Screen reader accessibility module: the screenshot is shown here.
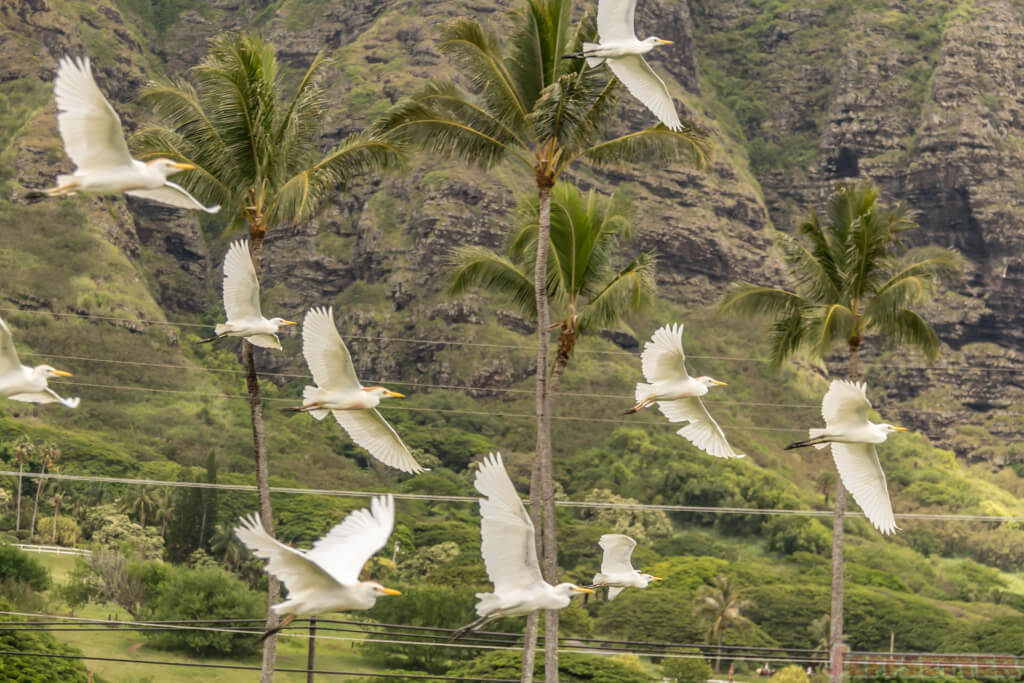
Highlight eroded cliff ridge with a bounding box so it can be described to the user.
[1,0,1020,462]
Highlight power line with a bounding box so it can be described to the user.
[49,379,811,433]
[4,306,1022,372]
[4,470,1023,522]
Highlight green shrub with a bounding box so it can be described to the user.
[0,543,50,591]
[764,516,831,555]
[772,664,809,683]
[663,648,713,683]
[145,565,263,656]
[449,650,650,682]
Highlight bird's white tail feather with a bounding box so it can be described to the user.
[214,323,231,336]
[56,174,75,188]
[607,586,625,601]
[634,382,652,403]
[809,427,829,450]
[582,43,605,68]
[474,592,501,618]
[302,385,330,420]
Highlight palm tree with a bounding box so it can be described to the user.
[816,471,837,505]
[119,486,158,527]
[12,436,33,534]
[29,444,59,541]
[377,4,705,677]
[49,488,64,544]
[210,522,247,570]
[152,489,174,539]
[694,576,752,673]
[135,33,401,681]
[451,183,655,394]
[720,181,961,683]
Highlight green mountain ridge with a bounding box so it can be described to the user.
[0,0,1023,678]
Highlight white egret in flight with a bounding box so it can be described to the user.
[288,306,424,474]
[29,57,220,213]
[198,239,297,350]
[235,494,401,640]
[590,534,661,600]
[786,379,903,535]
[564,0,682,130]
[624,323,743,459]
[0,318,79,408]
[451,453,593,640]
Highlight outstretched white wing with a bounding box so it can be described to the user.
[222,239,262,322]
[607,55,682,131]
[475,453,544,593]
[599,534,637,575]
[235,513,339,595]
[54,56,132,171]
[830,443,897,535]
[598,0,638,42]
[306,494,396,584]
[126,183,220,213]
[822,379,871,428]
[0,318,23,377]
[303,307,360,391]
[333,409,425,474]
[658,397,744,458]
[640,323,689,384]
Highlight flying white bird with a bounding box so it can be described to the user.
[0,318,79,409]
[235,494,401,640]
[590,534,662,600]
[624,323,743,459]
[564,0,682,130]
[785,379,904,535]
[288,306,424,474]
[198,239,297,350]
[451,453,593,640]
[28,57,220,213]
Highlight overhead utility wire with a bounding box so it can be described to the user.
[4,306,1021,372]
[5,471,1023,522]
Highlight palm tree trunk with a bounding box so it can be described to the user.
[534,177,560,683]
[829,342,859,683]
[715,629,722,673]
[15,460,23,533]
[30,463,46,540]
[245,233,281,683]
[51,499,60,544]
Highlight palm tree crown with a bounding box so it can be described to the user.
[721,182,962,375]
[451,182,655,368]
[135,32,402,236]
[694,575,753,672]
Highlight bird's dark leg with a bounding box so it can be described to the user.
[195,333,227,344]
[279,402,322,415]
[260,613,295,641]
[449,613,497,642]
[784,437,830,450]
[622,397,653,415]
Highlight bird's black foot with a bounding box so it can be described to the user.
[784,438,824,450]
[260,614,295,641]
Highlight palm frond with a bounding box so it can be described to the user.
[768,309,813,370]
[719,284,806,318]
[448,246,537,320]
[577,252,657,334]
[577,124,708,169]
[439,19,530,134]
[528,71,604,156]
[809,303,855,360]
[268,134,402,225]
[782,235,842,304]
[873,309,941,362]
[131,126,233,211]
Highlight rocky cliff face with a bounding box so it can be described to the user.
[1,0,1020,461]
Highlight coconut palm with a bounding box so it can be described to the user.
[49,488,64,544]
[12,436,33,534]
[377,4,704,677]
[451,182,655,394]
[210,521,247,570]
[694,576,752,673]
[119,486,158,528]
[720,181,961,683]
[134,33,400,680]
[29,444,59,541]
[816,471,837,505]
[152,489,173,539]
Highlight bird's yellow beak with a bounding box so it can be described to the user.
[387,391,406,398]
[659,39,674,45]
[650,576,664,582]
[712,380,728,386]
[282,320,298,326]
[892,426,907,432]
[52,370,73,378]
[571,586,595,594]
[378,587,401,596]
[171,162,196,171]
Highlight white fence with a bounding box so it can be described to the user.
[13,543,91,557]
